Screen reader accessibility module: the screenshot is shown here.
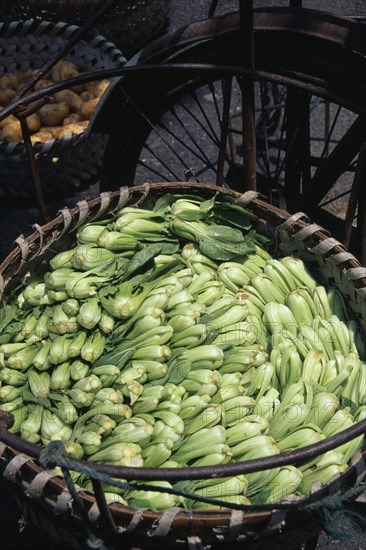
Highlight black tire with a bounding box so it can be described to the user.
[94,7,366,254]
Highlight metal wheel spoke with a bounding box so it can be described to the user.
[273,94,288,184]
[122,87,193,175]
[257,81,274,183]
[166,108,219,171]
[301,115,366,209]
[275,119,301,187]
[320,103,342,160]
[136,159,176,181]
[191,89,222,145]
[209,82,224,130]
[318,188,351,208]
[176,99,219,148]
[216,77,233,185]
[141,143,184,180]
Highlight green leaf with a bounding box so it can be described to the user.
[205,224,245,243]
[204,327,221,345]
[175,211,204,222]
[159,242,180,255]
[122,244,162,279]
[0,321,23,345]
[92,347,135,369]
[98,284,119,299]
[199,196,216,215]
[22,389,50,408]
[198,238,254,261]
[144,259,182,284]
[49,393,67,403]
[198,239,232,261]
[155,193,202,212]
[153,194,176,213]
[167,360,192,385]
[0,305,23,344]
[215,197,257,218]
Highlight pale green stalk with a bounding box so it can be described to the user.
[28,370,50,399]
[98,312,115,334]
[67,331,88,358]
[279,256,317,290]
[0,385,25,402]
[225,415,269,446]
[20,405,43,441]
[0,368,27,386]
[269,402,310,440]
[77,297,101,330]
[41,410,72,442]
[252,387,281,421]
[277,425,325,452]
[50,362,72,390]
[126,481,184,511]
[22,282,47,307]
[299,462,347,494]
[263,259,298,293]
[81,332,106,363]
[89,442,143,467]
[7,345,40,370]
[251,466,302,504]
[70,360,90,381]
[49,335,72,364]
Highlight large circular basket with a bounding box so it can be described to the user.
[0,19,126,198]
[0,182,365,550]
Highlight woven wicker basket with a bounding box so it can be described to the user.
[0,0,170,56]
[0,19,126,198]
[0,182,365,550]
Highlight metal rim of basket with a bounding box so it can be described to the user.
[0,18,126,154]
[0,182,366,543]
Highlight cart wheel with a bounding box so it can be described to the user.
[93,8,366,260]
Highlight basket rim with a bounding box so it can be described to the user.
[0,182,366,538]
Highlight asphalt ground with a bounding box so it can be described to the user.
[1,2,366,549]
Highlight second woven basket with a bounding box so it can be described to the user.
[0,19,126,198]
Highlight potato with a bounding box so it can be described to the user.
[0,113,40,141]
[79,97,99,120]
[51,60,78,82]
[80,90,95,102]
[0,114,17,129]
[35,126,64,139]
[0,74,20,89]
[63,113,81,125]
[33,79,53,91]
[0,122,23,142]
[51,60,83,93]
[38,102,70,126]
[61,121,88,136]
[54,89,83,112]
[26,113,41,133]
[96,79,110,97]
[0,87,16,106]
[30,130,54,143]
[32,120,87,139]
[83,81,98,98]
[18,70,34,83]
